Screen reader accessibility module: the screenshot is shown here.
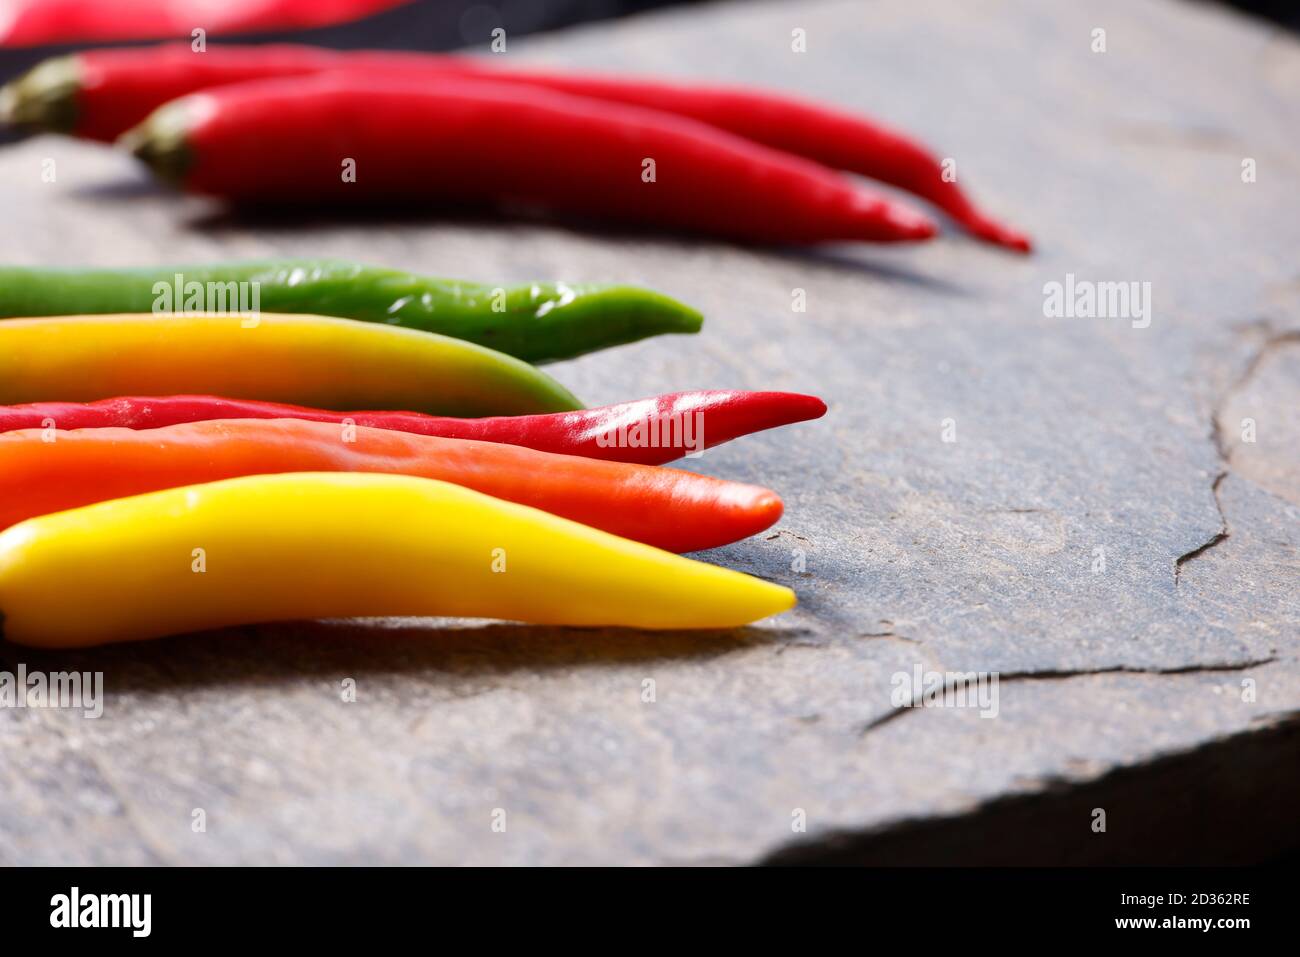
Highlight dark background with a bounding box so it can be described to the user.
[1,0,1294,83]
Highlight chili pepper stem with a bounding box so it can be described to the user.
[962,213,1032,254]
[0,56,80,133]
[119,99,196,184]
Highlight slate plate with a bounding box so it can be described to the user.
[0,0,1296,864]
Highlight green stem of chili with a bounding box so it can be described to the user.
[0,260,703,363]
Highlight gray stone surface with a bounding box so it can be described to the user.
[0,0,1297,864]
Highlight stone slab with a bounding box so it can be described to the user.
[0,0,1297,864]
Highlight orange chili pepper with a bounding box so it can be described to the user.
[0,418,784,553]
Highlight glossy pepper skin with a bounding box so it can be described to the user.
[0,313,581,417]
[0,1,409,48]
[0,261,703,363]
[124,76,937,245]
[0,419,784,553]
[464,65,1031,252]
[0,44,1024,249]
[0,391,827,465]
[0,472,797,648]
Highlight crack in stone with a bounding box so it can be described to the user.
[858,631,921,644]
[1174,470,1229,585]
[1175,328,1299,587]
[845,330,1295,738]
[859,657,1277,736]
[1210,327,1300,463]
[992,657,1275,682]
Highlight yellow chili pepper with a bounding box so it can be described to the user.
[0,472,796,648]
[0,313,581,416]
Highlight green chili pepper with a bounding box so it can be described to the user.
[0,260,703,363]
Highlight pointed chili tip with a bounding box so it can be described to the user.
[854,194,936,242]
[758,391,827,425]
[963,214,1033,254]
[1002,231,1033,254]
[755,490,785,528]
[718,488,786,552]
[908,216,940,241]
[677,303,706,333]
[712,390,828,443]
[713,485,786,548]
[882,205,939,241]
[767,584,799,618]
[794,393,829,420]
[585,286,704,338]
[648,293,704,333]
[980,227,1033,254]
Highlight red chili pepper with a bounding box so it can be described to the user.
[124,75,936,245]
[0,418,783,553]
[394,56,1031,252]
[473,66,1032,253]
[2,44,1026,249]
[0,1,410,48]
[0,391,828,465]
